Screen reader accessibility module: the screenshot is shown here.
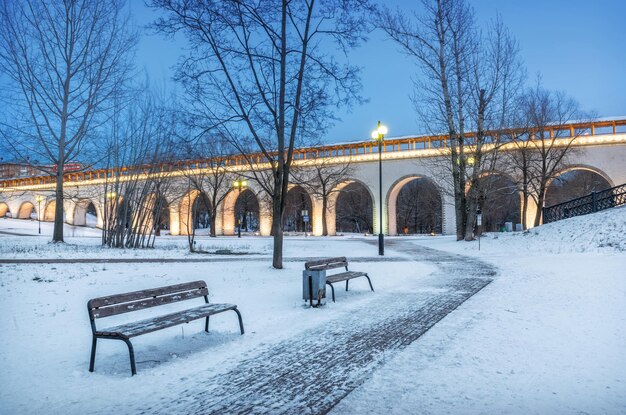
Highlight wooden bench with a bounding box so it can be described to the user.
[87,280,244,375]
[304,257,374,302]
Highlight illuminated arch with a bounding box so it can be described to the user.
[43,200,57,221]
[16,201,36,219]
[546,165,613,207]
[468,171,521,232]
[387,174,443,235]
[331,179,375,235]
[71,199,101,227]
[547,164,614,189]
[283,185,313,233]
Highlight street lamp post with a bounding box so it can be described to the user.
[36,195,44,234]
[371,121,388,256]
[232,178,248,238]
[476,206,482,251]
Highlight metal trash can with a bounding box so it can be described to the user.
[303,269,326,307]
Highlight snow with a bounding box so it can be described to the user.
[331,253,625,415]
[0,208,625,414]
[0,217,381,259]
[332,209,626,414]
[425,205,626,255]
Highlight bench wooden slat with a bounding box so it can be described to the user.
[305,256,347,270]
[325,271,367,284]
[88,280,207,309]
[96,303,238,338]
[91,288,209,319]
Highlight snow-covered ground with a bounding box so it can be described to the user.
[333,208,626,414]
[0,208,625,414]
[0,217,381,259]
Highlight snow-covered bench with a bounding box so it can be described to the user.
[304,257,374,302]
[87,280,244,375]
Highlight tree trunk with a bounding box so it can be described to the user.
[453,178,464,240]
[322,195,328,236]
[53,170,65,243]
[272,193,284,269]
[521,193,528,230]
[534,188,546,227]
[209,213,217,237]
[521,165,529,229]
[464,196,477,241]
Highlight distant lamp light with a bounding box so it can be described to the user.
[371,123,388,141]
[232,179,248,190]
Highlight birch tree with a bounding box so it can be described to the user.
[516,81,585,227]
[380,0,523,240]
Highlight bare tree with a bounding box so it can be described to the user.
[380,0,523,241]
[514,80,587,226]
[151,0,371,268]
[179,136,235,252]
[0,0,136,243]
[102,91,177,249]
[291,150,354,236]
[501,125,537,229]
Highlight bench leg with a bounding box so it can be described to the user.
[365,274,374,292]
[233,308,245,335]
[205,316,210,333]
[89,336,97,372]
[346,280,349,291]
[326,282,336,302]
[121,338,137,376]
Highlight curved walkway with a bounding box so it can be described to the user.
[131,240,495,415]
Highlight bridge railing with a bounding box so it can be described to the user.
[2,118,626,189]
[542,183,626,224]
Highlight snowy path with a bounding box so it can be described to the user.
[135,241,495,415]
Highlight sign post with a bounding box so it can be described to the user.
[302,210,309,236]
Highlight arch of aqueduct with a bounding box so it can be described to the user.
[1,118,625,236]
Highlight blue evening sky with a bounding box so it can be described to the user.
[132,0,626,143]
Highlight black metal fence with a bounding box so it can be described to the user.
[543,183,626,224]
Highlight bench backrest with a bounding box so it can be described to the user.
[88,280,208,320]
[305,257,348,271]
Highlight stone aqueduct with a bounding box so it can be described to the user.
[1,119,625,236]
